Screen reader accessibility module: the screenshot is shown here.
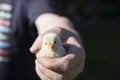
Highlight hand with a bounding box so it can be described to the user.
[30,27,85,80]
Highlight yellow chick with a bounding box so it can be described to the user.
[36,33,66,58]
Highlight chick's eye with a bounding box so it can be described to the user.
[54,41,56,44]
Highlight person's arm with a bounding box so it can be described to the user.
[30,13,85,80]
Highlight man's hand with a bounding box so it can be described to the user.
[30,27,85,80]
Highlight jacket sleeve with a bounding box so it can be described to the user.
[27,0,58,25]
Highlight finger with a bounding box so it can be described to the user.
[58,49,85,72]
[37,57,64,72]
[64,36,85,64]
[66,36,82,48]
[61,53,82,72]
[68,45,85,60]
[35,60,49,80]
[37,59,63,80]
[30,36,42,54]
[37,53,82,72]
[65,60,85,80]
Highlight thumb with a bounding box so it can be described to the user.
[30,36,42,54]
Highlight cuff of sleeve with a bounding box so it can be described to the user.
[29,10,56,26]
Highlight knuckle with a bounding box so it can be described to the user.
[45,59,54,68]
[63,58,70,71]
[45,63,52,68]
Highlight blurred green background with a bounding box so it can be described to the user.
[59,0,120,80]
[73,27,120,80]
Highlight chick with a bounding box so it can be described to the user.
[36,33,66,58]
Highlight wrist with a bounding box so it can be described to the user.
[35,13,76,35]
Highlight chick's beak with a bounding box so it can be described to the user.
[49,43,54,51]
